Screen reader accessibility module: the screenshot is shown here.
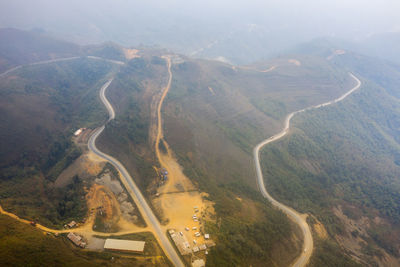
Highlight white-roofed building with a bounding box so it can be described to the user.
[104,239,145,253]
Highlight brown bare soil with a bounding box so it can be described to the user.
[312,218,328,240]
[54,152,105,187]
[87,184,119,230]
[333,205,400,266]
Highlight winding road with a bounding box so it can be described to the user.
[0,56,124,79]
[254,73,361,267]
[0,55,184,266]
[0,53,363,266]
[88,78,184,267]
[0,57,80,78]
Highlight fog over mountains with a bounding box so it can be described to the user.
[1,0,400,63]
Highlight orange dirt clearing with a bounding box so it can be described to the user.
[313,220,328,239]
[123,48,140,60]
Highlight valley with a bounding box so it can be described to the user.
[1,26,400,267]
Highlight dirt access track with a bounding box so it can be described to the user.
[152,56,214,251]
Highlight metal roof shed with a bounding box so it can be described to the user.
[104,239,145,253]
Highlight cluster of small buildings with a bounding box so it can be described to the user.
[168,227,215,257]
[67,232,86,248]
[169,229,192,255]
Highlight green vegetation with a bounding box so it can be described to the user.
[205,201,297,266]
[161,56,359,265]
[85,43,126,62]
[97,55,167,191]
[310,238,361,267]
[0,57,117,227]
[3,30,400,265]
[260,78,400,263]
[95,55,315,265]
[50,175,88,223]
[251,97,287,120]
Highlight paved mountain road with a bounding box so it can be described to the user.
[88,79,184,267]
[254,73,361,267]
[0,56,124,78]
[0,57,80,78]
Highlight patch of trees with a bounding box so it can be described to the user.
[310,239,361,267]
[48,175,87,222]
[206,201,293,266]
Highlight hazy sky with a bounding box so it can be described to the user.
[1,0,399,49]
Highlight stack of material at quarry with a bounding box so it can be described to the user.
[104,238,145,253]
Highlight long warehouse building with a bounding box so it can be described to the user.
[104,239,145,253]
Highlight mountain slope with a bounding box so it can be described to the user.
[0,28,81,72]
[260,52,400,266]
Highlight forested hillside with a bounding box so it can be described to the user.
[0,55,117,226]
[260,53,400,266]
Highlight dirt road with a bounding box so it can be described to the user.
[254,73,361,267]
[152,56,212,257]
